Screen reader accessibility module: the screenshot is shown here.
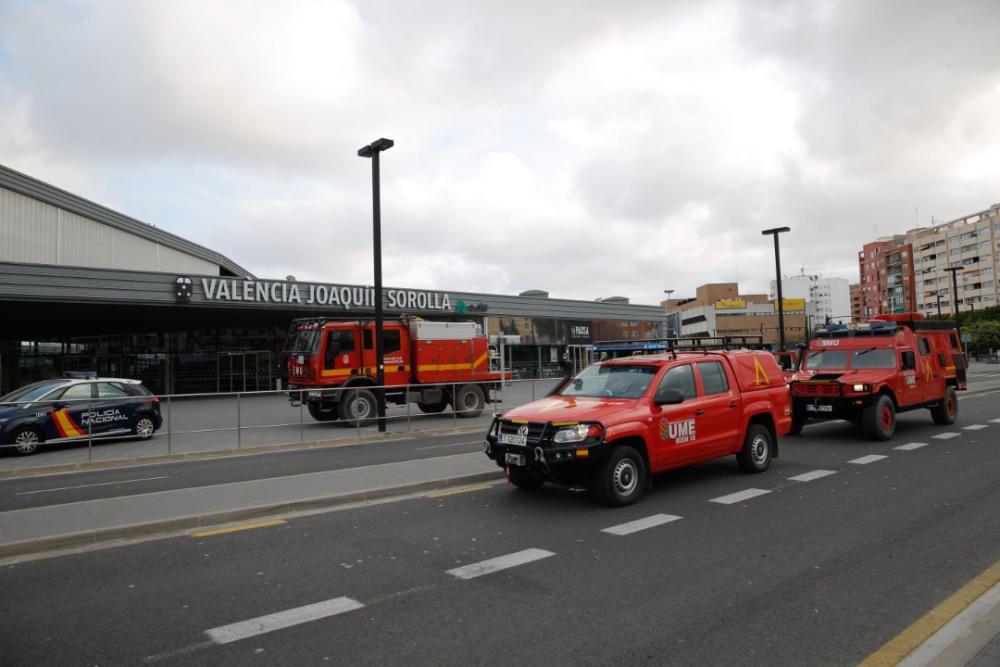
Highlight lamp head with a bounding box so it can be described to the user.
[358,138,395,158]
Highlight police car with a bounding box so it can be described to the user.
[0,375,162,455]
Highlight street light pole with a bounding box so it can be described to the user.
[358,137,394,433]
[935,290,942,317]
[944,266,961,331]
[762,227,791,351]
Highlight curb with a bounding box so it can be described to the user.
[0,423,491,480]
[0,469,505,560]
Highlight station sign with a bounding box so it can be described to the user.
[191,277,455,311]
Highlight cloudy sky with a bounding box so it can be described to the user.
[1,0,998,305]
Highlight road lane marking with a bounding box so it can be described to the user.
[416,440,482,450]
[858,558,1000,667]
[849,455,888,465]
[787,470,837,482]
[991,418,1000,423]
[446,548,555,579]
[962,424,989,431]
[932,432,961,440]
[205,596,364,644]
[426,483,495,498]
[709,488,771,505]
[15,476,169,495]
[191,519,286,537]
[602,514,682,536]
[895,442,929,451]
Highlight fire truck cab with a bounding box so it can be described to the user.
[789,313,967,440]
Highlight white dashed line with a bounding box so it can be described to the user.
[932,432,961,440]
[848,455,888,465]
[895,442,929,451]
[709,488,771,505]
[962,424,989,431]
[991,418,1000,424]
[205,597,364,644]
[788,470,838,482]
[446,548,555,580]
[602,514,683,536]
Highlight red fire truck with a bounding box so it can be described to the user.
[285,318,509,425]
[789,313,967,440]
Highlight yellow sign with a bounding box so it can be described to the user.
[777,298,805,311]
[715,299,747,310]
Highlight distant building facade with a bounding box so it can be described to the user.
[769,273,851,324]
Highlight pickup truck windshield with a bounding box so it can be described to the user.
[560,364,657,399]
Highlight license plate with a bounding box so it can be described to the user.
[505,453,526,466]
[806,404,833,413]
[499,432,528,447]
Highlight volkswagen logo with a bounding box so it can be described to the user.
[517,425,529,438]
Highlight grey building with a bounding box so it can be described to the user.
[0,164,665,394]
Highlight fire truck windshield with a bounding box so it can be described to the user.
[285,328,321,354]
[560,364,657,399]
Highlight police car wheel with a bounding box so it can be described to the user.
[592,446,645,507]
[737,424,772,473]
[12,428,42,456]
[133,416,156,440]
[930,386,958,425]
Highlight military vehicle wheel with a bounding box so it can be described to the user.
[930,386,958,425]
[863,394,896,441]
[591,446,645,507]
[308,404,339,422]
[455,385,485,418]
[737,423,772,473]
[338,389,377,427]
[12,427,43,456]
[509,467,545,490]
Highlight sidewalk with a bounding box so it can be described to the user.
[0,451,502,560]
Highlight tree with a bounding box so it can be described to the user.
[968,320,1000,356]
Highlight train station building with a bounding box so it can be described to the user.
[0,164,666,395]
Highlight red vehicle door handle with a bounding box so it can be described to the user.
[729,401,738,408]
[695,409,705,416]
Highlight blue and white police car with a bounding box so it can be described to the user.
[0,375,162,455]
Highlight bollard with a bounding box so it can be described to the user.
[405,384,411,430]
[299,400,304,443]
[453,383,457,426]
[87,396,93,462]
[167,394,172,455]
[236,392,242,449]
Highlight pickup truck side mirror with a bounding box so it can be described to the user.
[654,387,685,406]
[572,379,583,390]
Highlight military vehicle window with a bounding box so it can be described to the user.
[917,337,931,355]
[805,350,848,369]
[900,350,916,371]
[60,384,94,401]
[383,329,401,355]
[658,364,696,400]
[696,361,729,396]
[851,348,897,369]
[949,333,959,348]
[96,382,130,398]
[560,364,657,399]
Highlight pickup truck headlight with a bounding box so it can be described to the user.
[553,423,601,444]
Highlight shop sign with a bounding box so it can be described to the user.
[715,299,747,310]
[196,277,453,311]
[565,321,593,342]
[777,298,806,311]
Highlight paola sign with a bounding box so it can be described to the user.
[199,278,453,311]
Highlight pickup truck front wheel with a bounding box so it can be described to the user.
[592,446,646,507]
[737,424,772,473]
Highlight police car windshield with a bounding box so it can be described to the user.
[805,350,848,369]
[0,380,69,403]
[560,364,657,399]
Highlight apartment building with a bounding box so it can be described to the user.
[857,235,914,316]
[849,283,863,320]
[769,273,851,324]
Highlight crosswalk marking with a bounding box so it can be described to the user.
[602,514,683,536]
[932,432,961,440]
[206,597,364,644]
[788,470,837,482]
[709,488,771,505]
[849,455,888,465]
[446,548,555,580]
[895,442,929,451]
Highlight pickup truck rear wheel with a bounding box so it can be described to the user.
[591,446,646,507]
[455,385,485,418]
[862,395,895,441]
[308,404,339,422]
[930,386,958,425]
[509,466,545,490]
[737,424,772,473]
[338,389,377,427]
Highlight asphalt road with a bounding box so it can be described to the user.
[2,390,999,665]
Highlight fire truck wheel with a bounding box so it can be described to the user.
[417,400,447,414]
[863,394,896,441]
[591,446,646,506]
[308,404,339,422]
[788,412,805,436]
[930,386,958,425]
[509,466,545,490]
[455,385,485,418]
[737,423,772,473]
[338,389,377,427]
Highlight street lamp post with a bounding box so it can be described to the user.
[358,137,394,433]
[944,266,961,331]
[761,227,791,351]
[935,290,942,317]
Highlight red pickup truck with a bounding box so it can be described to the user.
[485,349,791,506]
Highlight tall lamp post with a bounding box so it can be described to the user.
[944,266,961,331]
[358,137,394,432]
[762,226,791,351]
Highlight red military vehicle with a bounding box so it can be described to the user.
[286,318,508,425]
[789,313,966,440]
[484,348,791,506]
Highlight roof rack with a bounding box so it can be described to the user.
[591,335,766,358]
